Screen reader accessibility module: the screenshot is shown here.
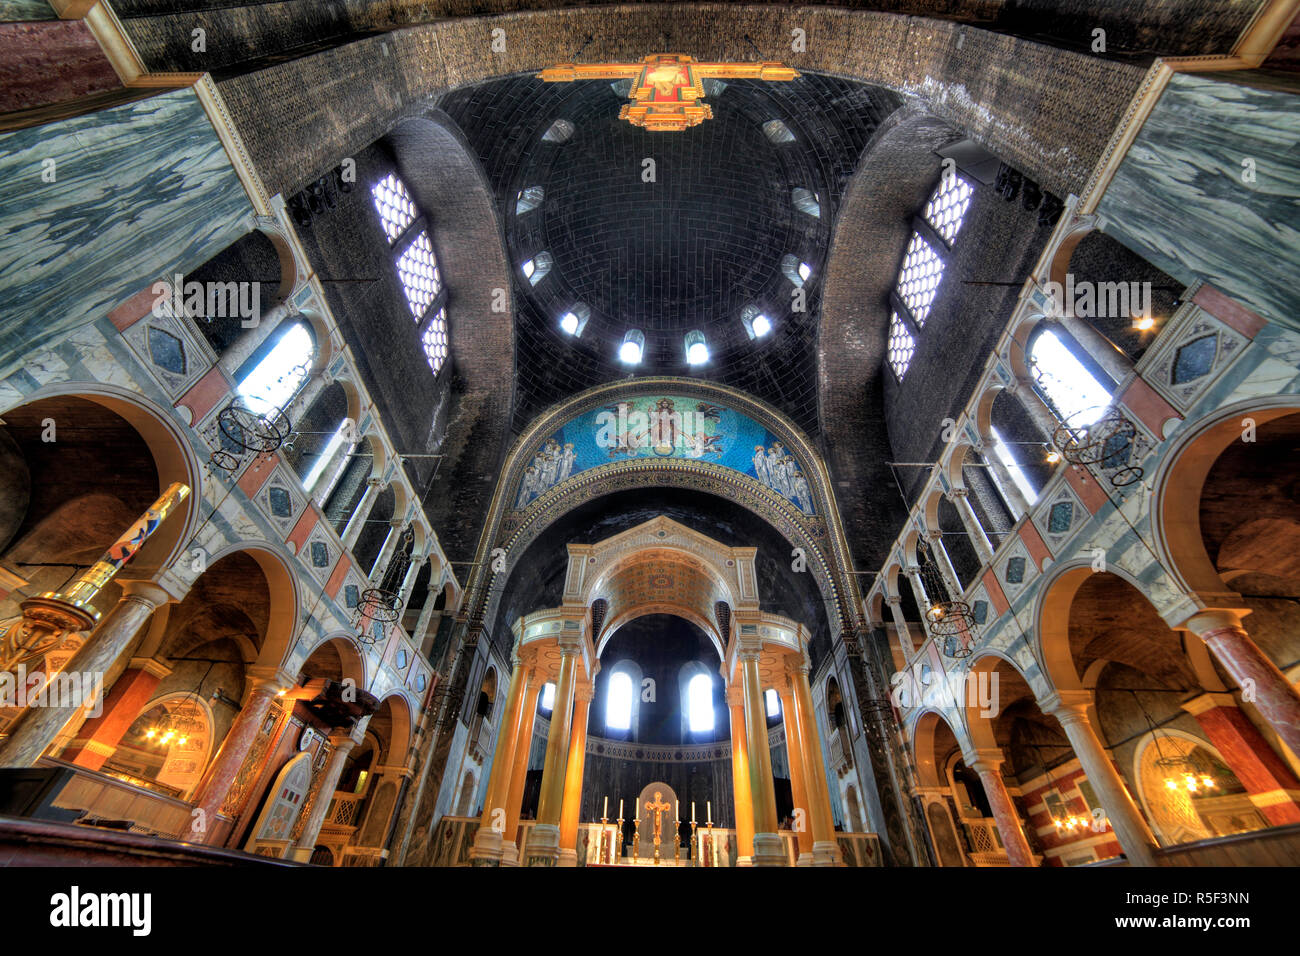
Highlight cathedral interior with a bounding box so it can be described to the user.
[1,0,1299,881]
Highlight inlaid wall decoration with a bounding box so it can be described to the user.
[303,527,337,585]
[1033,483,1085,552]
[511,394,817,515]
[118,308,214,401]
[255,466,308,535]
[997,538,1037,603]
[1138,300,1249,414]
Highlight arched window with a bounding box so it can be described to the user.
[989,424,1039,505]
[303,419,356,497]
[236,321,313,415]
[539,681,556,714]
[606,671,633,731]
[1028,325,1112,425]
[687,673,714,733]
[764,687,781,718]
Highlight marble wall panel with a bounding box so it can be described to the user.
[1099,72,1300,331]
[0,87,253,378]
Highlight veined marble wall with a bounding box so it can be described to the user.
[0,1,54,20]
[0,87,253,378]
[1099,72,1300,331]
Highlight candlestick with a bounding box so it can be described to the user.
[600,816,608,864]
[689,820,697,866]
[632,815,640,861]
[615,816,623,864]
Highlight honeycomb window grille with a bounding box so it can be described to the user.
[371,173,417,244]
[396,230,443,318]
[923,174,975,246]
[895,232,944,327]
[421,307,449,374]
[887,311,916,381]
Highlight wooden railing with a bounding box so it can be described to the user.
[36,758,195,840]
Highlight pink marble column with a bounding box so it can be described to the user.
[189,672,290,843]
[967,750,1035,867]
[1188,611,1300,759]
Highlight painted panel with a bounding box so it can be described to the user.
[0,87,253,378]
[511,393,817,514]
[1098,72,1300,330]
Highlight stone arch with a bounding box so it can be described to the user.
[297,631,368,690]
[1149,399,1300,612]
[470,379,861,649]
[0,384,203,582]
[200,541,301,673]
[909,708,970,790]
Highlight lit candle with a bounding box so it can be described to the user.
[604,796,609,819]
[691,801,696,823]
[619,798,624,819]
[675,801,679,821]
[707,801,712,823]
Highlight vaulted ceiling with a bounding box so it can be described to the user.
[440,71,900,435]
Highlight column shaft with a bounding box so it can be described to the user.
[791,666,841,865]
[0,582,169,767]
[469,655,528,864]
[526,644,579,866]
[778,686,813,860]
[558,690,592,865]
[950,490,995,564]
[740,651,783,865]
[191,678,285,843]
[503,677,542,845]
[969,758,1035,867]
[290,733,359,862]
[1047,701,1159,866]
[728,696,755,862]
[1192,616,1300,759]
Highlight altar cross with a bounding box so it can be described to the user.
[646,790,672,863]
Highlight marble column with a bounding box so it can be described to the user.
[502,671,542,865]
[62,657,172,769]
[341,478,382,550]
[739,646,784,866]
[966,749,1035,867]
[469,648,529,865]
[790,661,842,866]
[903,566,937,644]
[0,580,171,768]
[778,682,814,865]
[1041,690,1160,866]
[949,488,995,564]
[727,685,755,865]
[397,556,427,621]
[979,436,1032,518]
[370,520,405,583]
[1183,691,1300,825]
[927,530,965,599]
[526,638,580,866]
[190,670,293,844]
[1187,611,1300,760]
[290,726,364,862]
[558,682,593,866]
[886,596,917,658]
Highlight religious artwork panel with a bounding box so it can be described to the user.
[512,395,816,515]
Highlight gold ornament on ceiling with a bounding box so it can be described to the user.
[538,54,799,132]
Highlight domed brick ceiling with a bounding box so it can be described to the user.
[439,72,900,434]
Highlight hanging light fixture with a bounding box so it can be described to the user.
[145,660,214,748]
[916,539,977,658]
[1134,691,1217,794]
